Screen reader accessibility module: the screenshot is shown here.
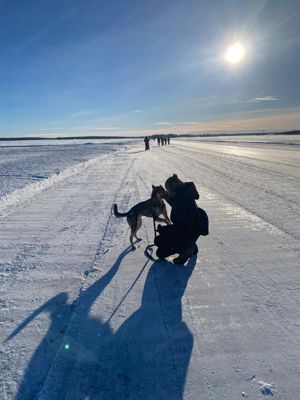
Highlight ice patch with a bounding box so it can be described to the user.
[223,204,282,236]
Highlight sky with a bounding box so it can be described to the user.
[0,0,300,137]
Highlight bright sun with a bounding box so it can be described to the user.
[225,42,245,64]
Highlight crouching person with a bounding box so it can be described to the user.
[155,174,209,265]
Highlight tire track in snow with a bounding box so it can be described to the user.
[164,146,300,241]
[171,146,300,207]
[79,159,134,282]
[176,141,300,178]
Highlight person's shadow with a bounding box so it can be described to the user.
[5,248,196,400]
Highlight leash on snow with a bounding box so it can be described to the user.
[153,215,157,240]
[144,216,162,262]
[144,243,158,261]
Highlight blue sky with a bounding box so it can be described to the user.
[1,0,300,137]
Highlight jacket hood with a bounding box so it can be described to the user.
[176,182,199,200]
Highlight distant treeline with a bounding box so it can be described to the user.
[173,130,300,138]
[0,130,299,141]
[0,136,141,141]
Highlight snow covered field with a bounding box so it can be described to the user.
[0,138,299,399]
[0,140,131,199]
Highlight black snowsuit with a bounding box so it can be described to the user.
[144,137,150,151]
[155,182,208,259]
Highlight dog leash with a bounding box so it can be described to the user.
[144,244,157,261]
[144,216,162,261]
[152,215,157,239]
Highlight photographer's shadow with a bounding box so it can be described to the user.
[6,248,196,400]
[112,256,196,400]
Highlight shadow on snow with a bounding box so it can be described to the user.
[6,247,196,400]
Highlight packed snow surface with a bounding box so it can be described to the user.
[0,138,299,399]
[182,133,300,146]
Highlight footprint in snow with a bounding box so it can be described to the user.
[84,267,99,276]
[259,381,275,396]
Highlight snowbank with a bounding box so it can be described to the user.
[0,152,118,217]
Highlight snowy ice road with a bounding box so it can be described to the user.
[1,139,299,399]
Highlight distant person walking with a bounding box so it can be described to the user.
[167,136,170,145]
[157,137,161,146]
[144,136,150,151]
[161,136,164,146]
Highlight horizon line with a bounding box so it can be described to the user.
[1,130,300,141]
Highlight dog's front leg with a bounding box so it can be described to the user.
[164,216,171,225]
[162,208,171,225]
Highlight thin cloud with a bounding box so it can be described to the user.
[38,127,77,131]
[70,109,99,118]
[174,121,202,125]
[91,127,120,131]
[38,126,120,132]
[133,109,143,113]
[156,121,171,125]
[249,96,281,102]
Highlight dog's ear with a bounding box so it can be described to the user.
[152,184,155,189]
[173,174,178,178]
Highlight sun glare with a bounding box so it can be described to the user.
[225,42,245,64]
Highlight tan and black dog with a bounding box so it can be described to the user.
[113,185,171,249]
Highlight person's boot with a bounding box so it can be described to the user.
[173,246,195,265]
[193,243,198,255]
[156,246,177,260]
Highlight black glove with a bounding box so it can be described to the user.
[157,224,163,233]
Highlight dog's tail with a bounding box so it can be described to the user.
[113,204,128,218]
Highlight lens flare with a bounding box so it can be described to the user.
[225,42,245,64]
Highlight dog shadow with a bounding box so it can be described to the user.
[6,249,196,400]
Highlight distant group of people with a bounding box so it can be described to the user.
[157,135,170,146]
[144,135,171,151]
